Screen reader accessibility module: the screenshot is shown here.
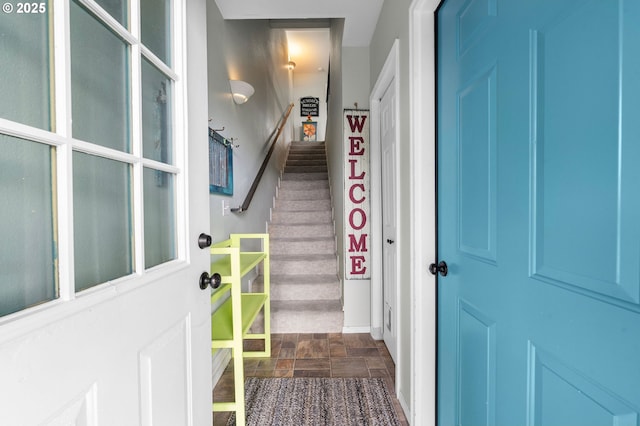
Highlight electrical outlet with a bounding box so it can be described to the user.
[222,200,230,216]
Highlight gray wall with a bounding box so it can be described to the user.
[325,18,346,295]
[341,46,372,329]
[342,47,371,111]
[369,0,413,414]
[206,4,291,244]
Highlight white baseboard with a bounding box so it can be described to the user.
[211,348,231,389]
[398,388,411,424]
[370,326,383,340]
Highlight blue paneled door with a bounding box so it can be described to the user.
[436,0,640,425]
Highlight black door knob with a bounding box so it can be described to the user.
[429,261,448,277]
[199,272,221,290]
[386,239,395,244]
[198,233,212,249]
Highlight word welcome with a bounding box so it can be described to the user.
[344,111,370,279]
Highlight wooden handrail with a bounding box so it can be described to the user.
[231,103,295,213]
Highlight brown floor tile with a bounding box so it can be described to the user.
[278,347,296,358]
[294,358,330,370]
[275,358,294,370]
[343,333,378,348]
[254,358,279,371]
[330,357,369,377]
[295,338,329,358]
[346,347,381,357]
[329,343,348,357]
[272,369,294,378]
[365,356,387,370]
[368,368,390,378]
[293,369,331,377]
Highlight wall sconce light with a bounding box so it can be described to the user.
[287,60,296,70]
[229,80,254,105]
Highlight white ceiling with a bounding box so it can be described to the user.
[213,0,385,47]
[286,30,330,74]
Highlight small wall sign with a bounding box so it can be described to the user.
[300,96,319,117]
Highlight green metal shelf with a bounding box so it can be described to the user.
[210,234,270,426]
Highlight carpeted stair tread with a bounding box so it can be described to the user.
[269,223,334,238]
[271,211,333,224]
[271,299,342,312]
[284,165,328,173]
[279,180,329,189]
[281,172,328,181]
[269,274,339,284]
[275,199,332,211]
[271,253,336,261]
[270,237,335,255]
[277,188,330,200]
[254,274,341,301]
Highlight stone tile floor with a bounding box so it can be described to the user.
[213,333,409,425]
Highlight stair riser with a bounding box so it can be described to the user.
[278,188,330,200]
[271,284,341,301]
[271,311,344,334]
[253,277,340,301]
[290,143,325,149]
[280,180,329,190]
[271,210,332,224]
[287,157,326,162]
[275,199,331,211]
[281,172,328,181]
[284,166,328,173]
[270,258,337,275]
[270,238,335,255]
[287,153,326,158]
[269,224,334,238]
[287,156,325,161]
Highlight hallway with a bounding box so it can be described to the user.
[213,333,409,425]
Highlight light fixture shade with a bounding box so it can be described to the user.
[229,80,255,104]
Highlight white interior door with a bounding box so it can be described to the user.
[0,0,211,424]
[381,79,398,361]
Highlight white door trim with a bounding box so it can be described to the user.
[370,38,399,342]
[409,0,439,425]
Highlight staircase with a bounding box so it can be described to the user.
[263,141,343,333]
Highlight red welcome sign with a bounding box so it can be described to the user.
[344,110,370,279]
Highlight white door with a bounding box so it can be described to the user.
[381,80,398,361]
[0,0,211,424]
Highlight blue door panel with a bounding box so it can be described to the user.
[458,300,496,426]
[458,66,497,263]
[437,0,640,424]
[457,0,497,57]
[530,345,638,426]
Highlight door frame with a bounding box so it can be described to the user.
[409,0,439,425]
[370,39,400,362]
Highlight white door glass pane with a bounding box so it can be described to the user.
[74,152,133,291]
[0,9,51,130]
[142,58,173,164]
[143,168,175,268]
[70,0,130,152]
[140,0,171,65]
[94,0,127,28]
[0,135,57,316]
